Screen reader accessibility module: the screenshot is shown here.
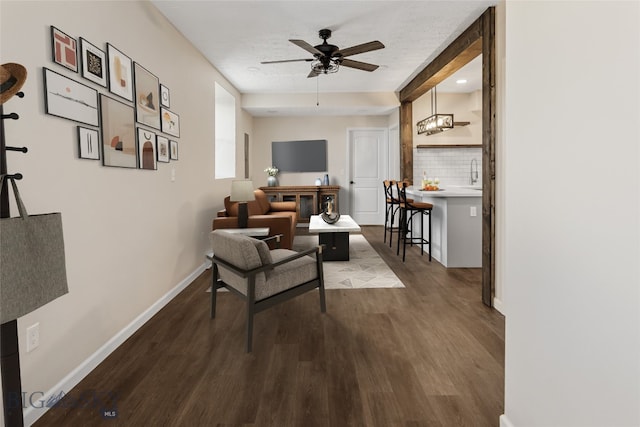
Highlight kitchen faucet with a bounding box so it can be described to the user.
[470,158,479,185]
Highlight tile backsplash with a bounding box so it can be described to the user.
[413,147,482,186]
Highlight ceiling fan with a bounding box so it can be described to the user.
[261,29,385,78]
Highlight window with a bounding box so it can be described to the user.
[214,82,236,179]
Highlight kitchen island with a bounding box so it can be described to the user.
[405,186,482,268]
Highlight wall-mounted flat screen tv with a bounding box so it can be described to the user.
[271,139,327,172]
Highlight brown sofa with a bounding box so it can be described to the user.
[212,189,298,249]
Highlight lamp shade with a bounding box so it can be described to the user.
[230,180,255,202]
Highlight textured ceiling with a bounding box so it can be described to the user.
[151,1,494,116]
[152,1,493,95]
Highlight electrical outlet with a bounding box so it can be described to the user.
[26,323,40,352]
[470,206,477,217]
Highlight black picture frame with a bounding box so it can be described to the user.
[100,94,137,169]
[160,84,170,108]
[106,43,134,102]
[137,127,157,170]
[77,126,100,160]
[133,62,160,130]
[156,135,170,163]
[79,37,107,87]
[170,140,179,160]
[43,67,99,126]
[51,26,78,72]
[160,107,180,137]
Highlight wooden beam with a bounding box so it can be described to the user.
[399,18,483,102]
[400,101,413,183]
[481,7,496,307]
[397,7,496,308]
[398,11,485,187]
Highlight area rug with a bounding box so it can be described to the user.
[207,234,404,292]
[292,234,404,289]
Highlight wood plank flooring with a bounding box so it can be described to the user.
[34,226,504,426]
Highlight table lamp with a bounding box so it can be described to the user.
[230,179,255,228]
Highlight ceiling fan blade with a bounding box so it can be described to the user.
[340,58,379,72]
[261,59,313,64]
[335,41,385,58]
[289,39,323,56]
[307,69,320,78]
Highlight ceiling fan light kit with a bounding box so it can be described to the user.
[310,59,339,77]
[262,28,385,78]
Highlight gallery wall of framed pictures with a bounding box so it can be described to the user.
[45,25,181,170]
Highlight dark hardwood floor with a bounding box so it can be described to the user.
[35,226,504,426]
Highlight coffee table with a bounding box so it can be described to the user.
[308,215,361,261]
[218,227,269,238]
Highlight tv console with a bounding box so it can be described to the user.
[259,185,340,224]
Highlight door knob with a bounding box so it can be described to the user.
[350,181,354,184]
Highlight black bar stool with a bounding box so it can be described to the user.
[383,180,398,245]
[397,181,432,262]
[384,180,412,249]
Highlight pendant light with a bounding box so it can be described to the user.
[416,86,454,136]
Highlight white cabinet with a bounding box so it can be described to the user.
[407,187,482,268]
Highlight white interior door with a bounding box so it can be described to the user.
[348,128,388,225]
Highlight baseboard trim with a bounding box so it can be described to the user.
[23,263,207,426]
[493,297,505,315]
[500,414,515,427]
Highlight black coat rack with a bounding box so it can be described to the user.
[1,92,27,427]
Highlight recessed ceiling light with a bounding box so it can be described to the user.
[456,79,468,84]
[247,67,260,73]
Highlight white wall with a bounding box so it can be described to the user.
[251,115,390,215]
[243,92,399,116]
[0,1,249,424]
[502,1,639,426]
[386,109,400,180]
[493,0,506,314]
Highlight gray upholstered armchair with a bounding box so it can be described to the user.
[209,230,326,352]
